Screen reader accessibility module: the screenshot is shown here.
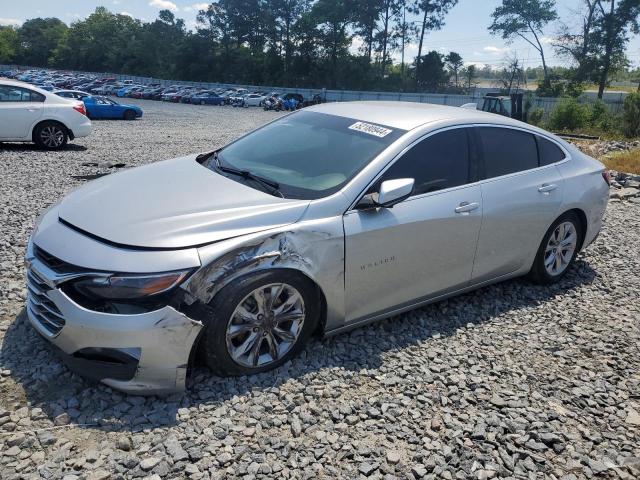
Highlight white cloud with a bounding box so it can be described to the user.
[483,45,510,56]
[65,13,83,19]
[149,0,178,12]
[0,17,22,26]
[184,2,209,11]
[120,11,133,17]
[540,36,555,45]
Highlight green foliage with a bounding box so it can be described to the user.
[0,26,19,63]
[622,92,640,138]
[18,18,68,66]
[528,107,544,126]
[548,98,591,131]
[489,0,557,81]
[412,51,448,91]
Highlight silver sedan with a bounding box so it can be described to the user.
[25,102,609,393]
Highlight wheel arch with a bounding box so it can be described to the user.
[31,119,70,142]
[557,207,588,251]
[182,227,345,336]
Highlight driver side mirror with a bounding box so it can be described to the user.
[357,178,415,209]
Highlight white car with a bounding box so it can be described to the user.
[242,93,268,107]
[0,80,91,150]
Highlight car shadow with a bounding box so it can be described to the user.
[0,143,87,152]
[0,259,597,433]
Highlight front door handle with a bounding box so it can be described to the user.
[538,183,558,193]
[455,201,480,214]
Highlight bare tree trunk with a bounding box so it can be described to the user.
[597,0,615,99]
[415,8,428,91]
[381,1,391,77]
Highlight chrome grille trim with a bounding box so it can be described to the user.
[26,248,68,337]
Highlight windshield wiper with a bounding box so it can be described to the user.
[214,154,284,198]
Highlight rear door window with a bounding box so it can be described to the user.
[536,136,566,166]
[477,127,538,178]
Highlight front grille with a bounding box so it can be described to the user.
[26,260,66,336]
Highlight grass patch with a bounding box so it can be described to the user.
[602,148,640,174]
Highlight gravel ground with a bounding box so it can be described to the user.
[1,100,639,480]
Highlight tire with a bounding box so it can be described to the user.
[123,109,136,120]
[33,121,68,150]
[200,100,205,105]
[199,270,320,376]
[528,212,583,284]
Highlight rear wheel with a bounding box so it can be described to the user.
[33,122,68,150]
[529,212,582,284]
[200,100,205,105]
[123,109,136,120]
[199,271,320,376]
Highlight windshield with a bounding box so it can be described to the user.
[213,111,405,200]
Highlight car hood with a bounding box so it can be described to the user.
[58,155,310,249]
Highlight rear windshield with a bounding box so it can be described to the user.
[213,111,406,199]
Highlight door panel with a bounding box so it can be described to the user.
[0,103,43,139]
[472,166,564,282]
[344,185,482,322]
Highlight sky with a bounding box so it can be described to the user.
[1,0,639,69]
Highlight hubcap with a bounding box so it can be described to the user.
[40,126,64,148]
[544,221,577,276]
[226,283,305,368]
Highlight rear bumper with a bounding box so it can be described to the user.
[24,241,203,395]
[70,118,92,138]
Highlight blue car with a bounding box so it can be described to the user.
[83,96,143,120]
[190,91,225,105]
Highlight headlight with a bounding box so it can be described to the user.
[71,270,192,300]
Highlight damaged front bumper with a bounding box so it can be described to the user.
[25,245,202,395]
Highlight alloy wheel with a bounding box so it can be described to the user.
[544,221,577,276]
[40,126,64,148]
[226,283,305,368]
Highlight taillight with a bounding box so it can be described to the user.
[602,171,611,187]
[73,104,86,116]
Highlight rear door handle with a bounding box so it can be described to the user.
[455,201,480,214]
[538,183,558,193]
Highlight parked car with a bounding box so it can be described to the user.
[23,102,608,393]
[82,96,143,120]
[190,91,225,105]
[0,80,91,149]
[242,93,268,107]
[54,89,91,100]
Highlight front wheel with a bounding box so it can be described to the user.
[199,271,320,376]
[529,212,582,284]
[33,122,68,150]
[123,109,136,120]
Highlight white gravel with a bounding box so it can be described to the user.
[1,99,639,480]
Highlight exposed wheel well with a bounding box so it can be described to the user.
[31,120,69,142]
[563,208,588,251]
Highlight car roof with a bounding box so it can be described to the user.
[305,101,532,131]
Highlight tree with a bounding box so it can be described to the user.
[591,0,640,99]
[489,0,557,85]
[444,51,463,85]
[554,0,600,82]
[272,0,310,75]
[17,18,67,66]
[412,50,448,91]
[0,26,19,63]
[497,54,524,94]
[463,64,477,90]
[412,0,458,91]
[311,0,355,88]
